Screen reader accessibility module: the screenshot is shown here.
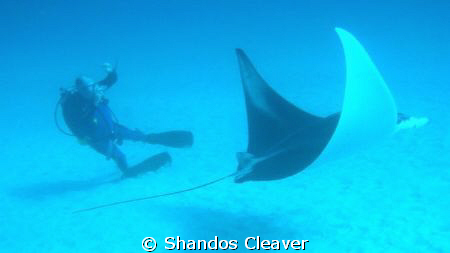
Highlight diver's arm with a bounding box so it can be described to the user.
[96,63,117,88]
[72,63,116,104]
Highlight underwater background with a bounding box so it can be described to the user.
[1,0,449,252]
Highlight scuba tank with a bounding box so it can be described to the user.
[58,88,98,140]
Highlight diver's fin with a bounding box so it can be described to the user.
[122,152,171,179]
[146,131,194,148]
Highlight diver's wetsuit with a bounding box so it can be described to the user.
[60,70,146,172]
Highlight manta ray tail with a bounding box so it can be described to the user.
[73,172,236,214]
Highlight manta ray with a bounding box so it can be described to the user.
[74,28,406,213]
[234,28,399,183]
[233,48,341,182]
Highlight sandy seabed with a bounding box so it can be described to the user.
[1,75,448,253]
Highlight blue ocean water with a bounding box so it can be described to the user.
[1,0,449,252]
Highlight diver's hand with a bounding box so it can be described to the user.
[103,62,113,73]
[97,62,117,88]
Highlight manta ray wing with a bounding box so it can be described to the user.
[235,49,339,182]
[236,49,332,156]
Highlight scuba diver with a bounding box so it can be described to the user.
[58,63,193,178]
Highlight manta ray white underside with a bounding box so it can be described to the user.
[313,28,398,165]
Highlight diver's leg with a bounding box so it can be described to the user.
[110,145,128,172]
[114,123,193,148]
[90,140,129,172]
[146,131,193,148]
[114,123,147,142]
